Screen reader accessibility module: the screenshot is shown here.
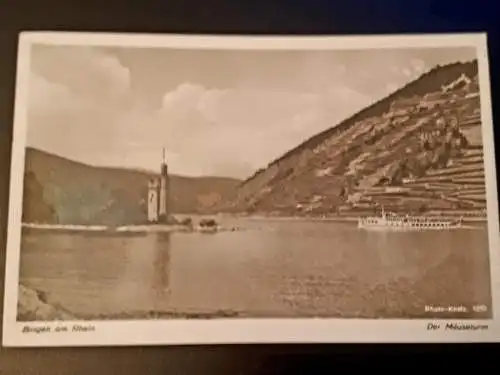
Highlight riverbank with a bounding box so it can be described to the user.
[17,284,242,321]
[21,223,242,234]
[17,284,76,321]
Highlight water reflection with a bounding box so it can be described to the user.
[151,233,171,305]
[110,232,171,313]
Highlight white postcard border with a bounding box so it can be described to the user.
[3,31,500,347]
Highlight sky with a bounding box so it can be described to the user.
[26,43,476,179]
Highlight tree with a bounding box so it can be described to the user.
[22,171,58,223]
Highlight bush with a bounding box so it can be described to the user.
[179,217,193,226]
[199,218,217,227]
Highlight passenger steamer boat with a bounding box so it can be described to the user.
[358,208,463,231]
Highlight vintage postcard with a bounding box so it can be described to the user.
[2,32,500,347]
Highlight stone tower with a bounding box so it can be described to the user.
[147,147,170,224]
[158,147,169,223]
[147,178,159,223]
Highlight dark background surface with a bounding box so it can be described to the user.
[0,0,499,373]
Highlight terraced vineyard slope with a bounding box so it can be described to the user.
[224,60,487,220]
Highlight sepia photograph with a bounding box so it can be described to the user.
[3,32,500,346]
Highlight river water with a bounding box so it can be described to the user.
[18,217,493,320]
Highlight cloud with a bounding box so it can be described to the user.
[30,45,131,104]
[26,46,136,166]
[26,75,371,178]
[385,82,400,94]
[141,82,371,178]
[410,58,426,75]
[28,73,82,113]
